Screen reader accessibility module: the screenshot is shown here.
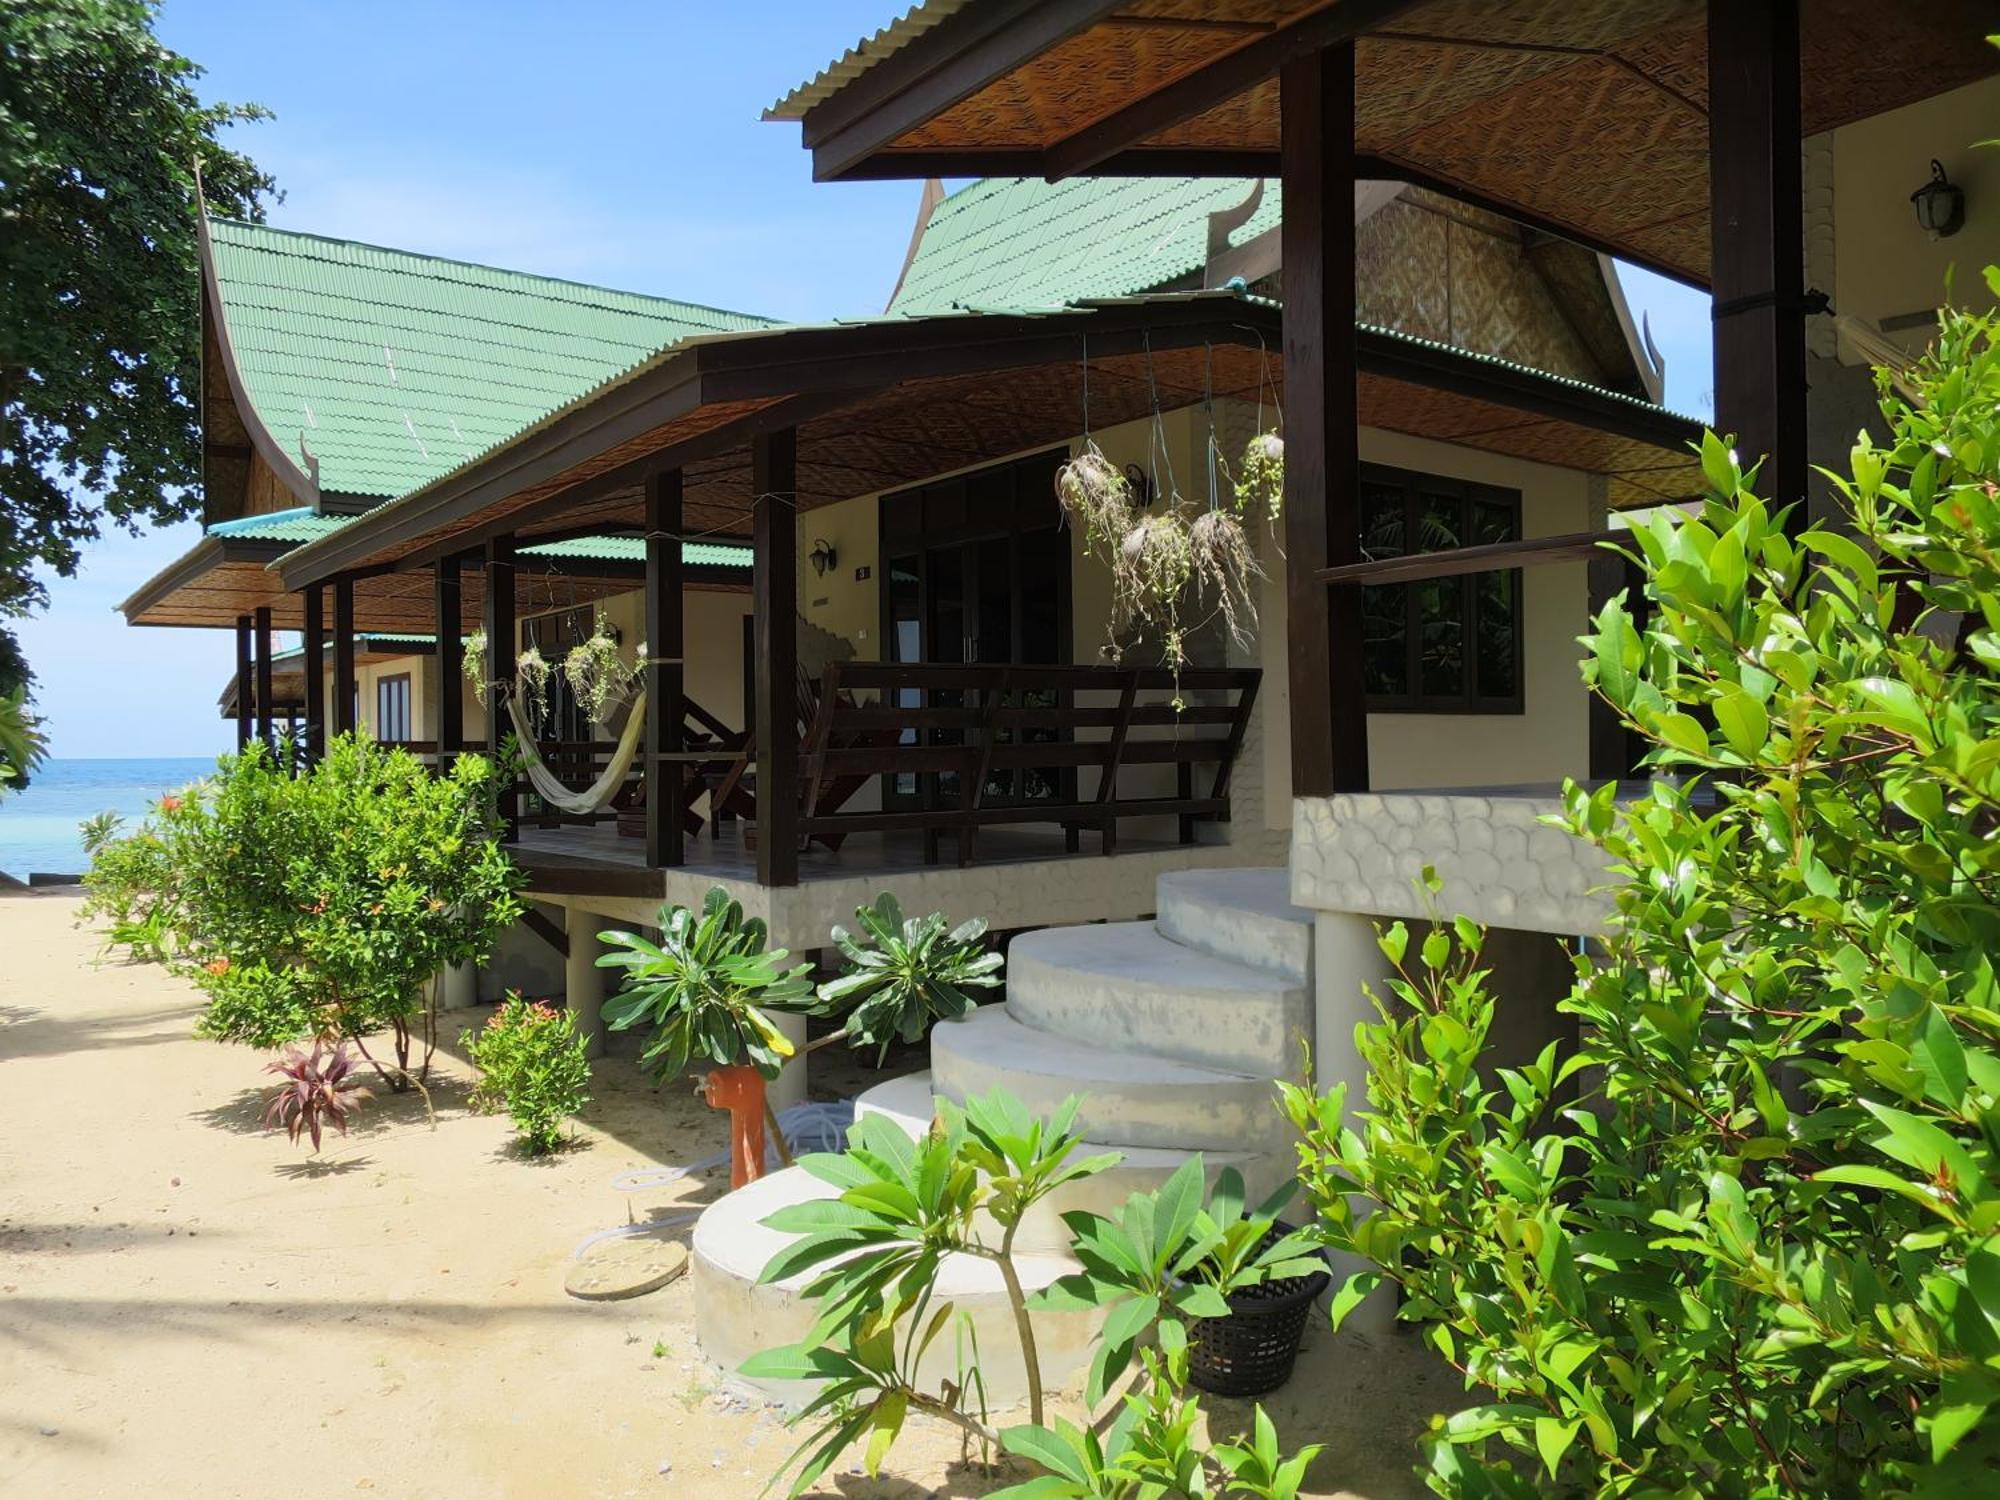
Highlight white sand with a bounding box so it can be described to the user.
[0,893,1457,1498]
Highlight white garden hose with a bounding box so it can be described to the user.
[570,1100,856,1259]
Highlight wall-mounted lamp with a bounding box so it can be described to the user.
[1122,463,1156,510]
[809,537,838,578]
[1912,159,1965,240]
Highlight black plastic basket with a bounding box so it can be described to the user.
[1186,1225,1331,1398]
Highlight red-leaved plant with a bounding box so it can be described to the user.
[262,1041,370,1150]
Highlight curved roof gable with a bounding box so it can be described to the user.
[204,219,778,501]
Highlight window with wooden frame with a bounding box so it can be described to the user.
[376,672,413,743]
[1358,464,1524,713]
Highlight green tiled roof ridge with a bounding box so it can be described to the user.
[208,219,780,333]
[889,177,1277,317]
[205,219,778,500]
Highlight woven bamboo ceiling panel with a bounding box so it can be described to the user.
[478,342,1690,555]
[496,344,1283,550]
[126,556,654,632]
[1356,376,1699,508]
[862,0,1998,282]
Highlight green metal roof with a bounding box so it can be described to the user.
[207,219,779,500]
[888,177,1277,316]
[518,536,751,567]
[206,506,353,543]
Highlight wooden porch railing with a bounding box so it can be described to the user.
[793,661,1262,868]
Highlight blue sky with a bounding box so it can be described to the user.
[15,1,1712,758]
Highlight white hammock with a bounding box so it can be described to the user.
[507,690,647,816]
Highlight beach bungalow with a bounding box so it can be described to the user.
[688,0,2000,1396]
[224,182,1701,1387]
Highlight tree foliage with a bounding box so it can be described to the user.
[0,0,274,619]
[1282,288,2000,1494]
[85,735,523,1089]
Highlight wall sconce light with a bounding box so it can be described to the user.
[1911,159,1965,240]
[1122,463,1156,510]
[809,538,838,578]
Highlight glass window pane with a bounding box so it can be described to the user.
[1360,480,1407,697]
[1416,494,1465,699]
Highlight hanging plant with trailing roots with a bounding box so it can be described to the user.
[1230,429,1284,525]
[563,612,638,724]
[1188,507,1259,651]
[463,626,489,705]
[513,643,552,735]
[1055,441,1138,556]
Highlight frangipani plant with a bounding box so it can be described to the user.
[748,1108,1325,1499]
[597,886,814,1081]
[809,892,1003,1061]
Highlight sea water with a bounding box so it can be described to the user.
[0,757,218,880]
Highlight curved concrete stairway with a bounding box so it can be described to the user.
[693,866,1312,1404]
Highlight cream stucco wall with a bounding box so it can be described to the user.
[1831,74,2000,341]
[1256,421,1598,811]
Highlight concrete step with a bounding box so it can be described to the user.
[1155,866,1314,987]
[853,1071,1286,1252]
[930,1006,1291,1154]
[692,1163,1098,1407]
[1006,919,1310,1079]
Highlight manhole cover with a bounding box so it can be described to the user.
[565,1236,690,1301]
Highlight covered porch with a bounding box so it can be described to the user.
[267,291,1704,927]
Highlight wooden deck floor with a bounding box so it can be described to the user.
[509,819,1181,898]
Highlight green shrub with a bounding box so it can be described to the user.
[746,1091,1322,1498]
[79,805,183,962]
[1281,288,2000,1495]
[84,734,523,1090]
[464,994,592,1154]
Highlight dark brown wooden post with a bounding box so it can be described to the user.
[432,558,464,760]
[753,428,799,887]
[645,470,686,868]
[234,614,253,750]
[1586,551,1650,783]
[332,576,357,737]
[1708,0,1806,521]
[1280,41,1367,797]
[302,585,326,766]
[484,536,517,837]
[253,605,275,755]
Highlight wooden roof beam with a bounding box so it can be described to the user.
[1043,0,1425,181]
[805,0,1128,182]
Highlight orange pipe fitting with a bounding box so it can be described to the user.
[704,1064,768,1190]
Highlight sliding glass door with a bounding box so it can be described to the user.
[879,449,1071,811]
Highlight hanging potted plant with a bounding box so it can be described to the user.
[1231,429,1284,525]
[563,611,638,725]
[514,643,552,736]
[462,626,489,705]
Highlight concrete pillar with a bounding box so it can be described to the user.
[440,961,476,1013]
[564,909,607,1060]
[768,1012,809,1113]
[1311,909,1398,1333]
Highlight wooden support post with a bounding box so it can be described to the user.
[645,470,686,869]
[432,558,464,760]
[1280,42,1367,797]
[1708,0,1806,522]
[1586,551,1650,783]
[332,576,357,737]
[302,585,326,767]
[484,536,517,837]
[253,605,275,756]
[753,429,799,887]
[234,614,253,750]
